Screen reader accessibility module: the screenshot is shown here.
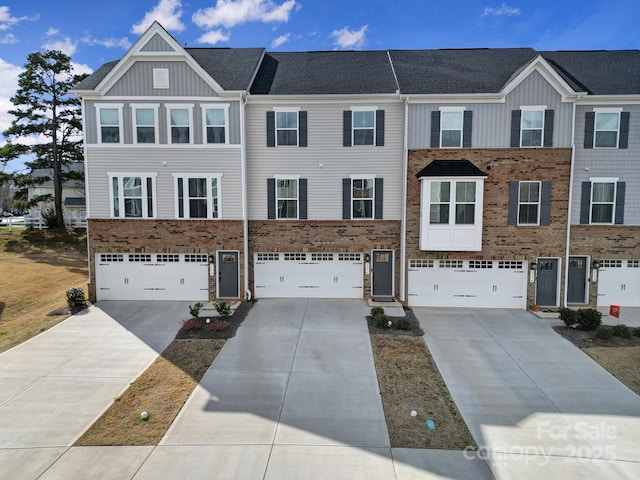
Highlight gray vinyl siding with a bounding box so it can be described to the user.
[245,101,404,220]
[571,104,640,225]
[106,61,218,97]
[86,147,243,220]
[140,33,175,52]
[408,71,572,148]
[85,100,241,145]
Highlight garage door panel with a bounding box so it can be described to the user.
[597,259,640,307]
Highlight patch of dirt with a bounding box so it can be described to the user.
[366,307,425,336]
[583,347,640,396]
[176,301,254,339]
[75,338,225,446]
[553,325,640,348]
[370,334,476,450]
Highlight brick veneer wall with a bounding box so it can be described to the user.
[406,148,572,306]
[570,225,640,307]
[248,220,401,298]
[87,219,244,301]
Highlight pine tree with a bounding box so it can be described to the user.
[2,50,88,228]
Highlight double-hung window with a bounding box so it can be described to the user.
[276,178,298,219]
[109,173,156,218]
[276,111,298,146]
[594,110,620,148]
[428,180,477,225]
[97,104,123,144]
[520,109,544,147]
[590,181,616,223]
[429,181,450,224]
[351,178,374,219]
[174,175,221,219]
[202,104,228,144]
[343,107,384,147]
[168,105,193,144]
[440,109,464,148]
[132,104,158,144]
[353,110,375,145]
[518,181,540,224]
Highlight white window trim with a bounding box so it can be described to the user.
[202,103,230,145]
[519,106,546,148]
[517,180,541,226]
[153,68,170,89]
[350,106,377,146]
[97,104,124,145]
[588,177,619,225]
[173,174,223,220]
[131,103,159,145]
[349,176,376,220]
[273,108,300,147]
[439,107,465,148]
[166,104,194,145]
[593,108,622,149]
[274,176,299,220]
[107,172,157,219]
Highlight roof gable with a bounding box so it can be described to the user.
[500,55,580,101]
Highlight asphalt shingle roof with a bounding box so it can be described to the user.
[185,48,265,90]
[73,60,119,90]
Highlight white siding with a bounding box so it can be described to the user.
[245,101,405,220]
[571,104,640,225]
[86,146,243,219]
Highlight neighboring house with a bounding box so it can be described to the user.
[26,163,86,228]
[72,21,640,309]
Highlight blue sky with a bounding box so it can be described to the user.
[1,0,639,168]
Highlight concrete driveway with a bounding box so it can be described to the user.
[413,308,640,479]
[0,301,190,479]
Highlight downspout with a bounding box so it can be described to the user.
[80,96,92,298]
[563,94,582,307]
[400,96,409,302]
[240,93,251,300]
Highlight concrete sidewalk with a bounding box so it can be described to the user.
[414,308,640,479]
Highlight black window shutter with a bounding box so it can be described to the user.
[267,178,276,219]
[375,110,385,146]
[462,111,472,148]
[619,112,630,149]
[299,178,307,219]
[430,111,440,148]
[266,111,275,147]
[343,111,352,147]
[540,181,552,225]
[543,110,554,147]
[580,182,591,224]
[510,110,521,148]
[374,178,383,219]
[584,112,595,149]
[298,111,307,147]
[342,178,351,219]
[615,181,625,225]
[508,182,519,225]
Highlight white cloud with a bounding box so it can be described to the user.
[0,58,23,134]
[0,33,16,44]
[0,6,29,31]
[80,34,132,50]
[196,29,230,45]
[46,27,59,36]
[193,0,297,29]
[42,37,78,56]
[71,62,94,77]
[482,4,521,17]
[131,0,185,34]
[271,33,290,48]
[330,25,367,49]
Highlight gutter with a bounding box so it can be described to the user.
[79,95,93,298]
[240,93,251,300]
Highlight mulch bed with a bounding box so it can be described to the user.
[553,325,640,348]
[46,304,90,316]
[175,301,254,339]
[367,307,425,336]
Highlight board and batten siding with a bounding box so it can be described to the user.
[140,33,175,52]
[106,61,218,98]
[86,147,243,220]
[571,104,640,225]
[408,71,573,149]
[245,101,404,220]
[85,100,241,145]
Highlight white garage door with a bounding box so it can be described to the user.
[96,253,209,301]
[254,252,363,298]
[597,259,640,307]
[408,259,527,309]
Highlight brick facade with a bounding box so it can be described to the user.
[87,219,244,301]
[248,220,401,298]
[406,148,572,306]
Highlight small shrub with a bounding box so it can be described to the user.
[634,327,640,338]
[558,307,578,327]
[576,308,602,331]
[373,312,388,328]
[188,302,204,318]
[612,324,632,339]
[396,318,410,330]
[595,328,613,340]
[371,307,385,317]
[65,287,86,307]
[180,317,201,332]
[41,206,59,229]
[215,301,232,320]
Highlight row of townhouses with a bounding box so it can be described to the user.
[71,22,640,310]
